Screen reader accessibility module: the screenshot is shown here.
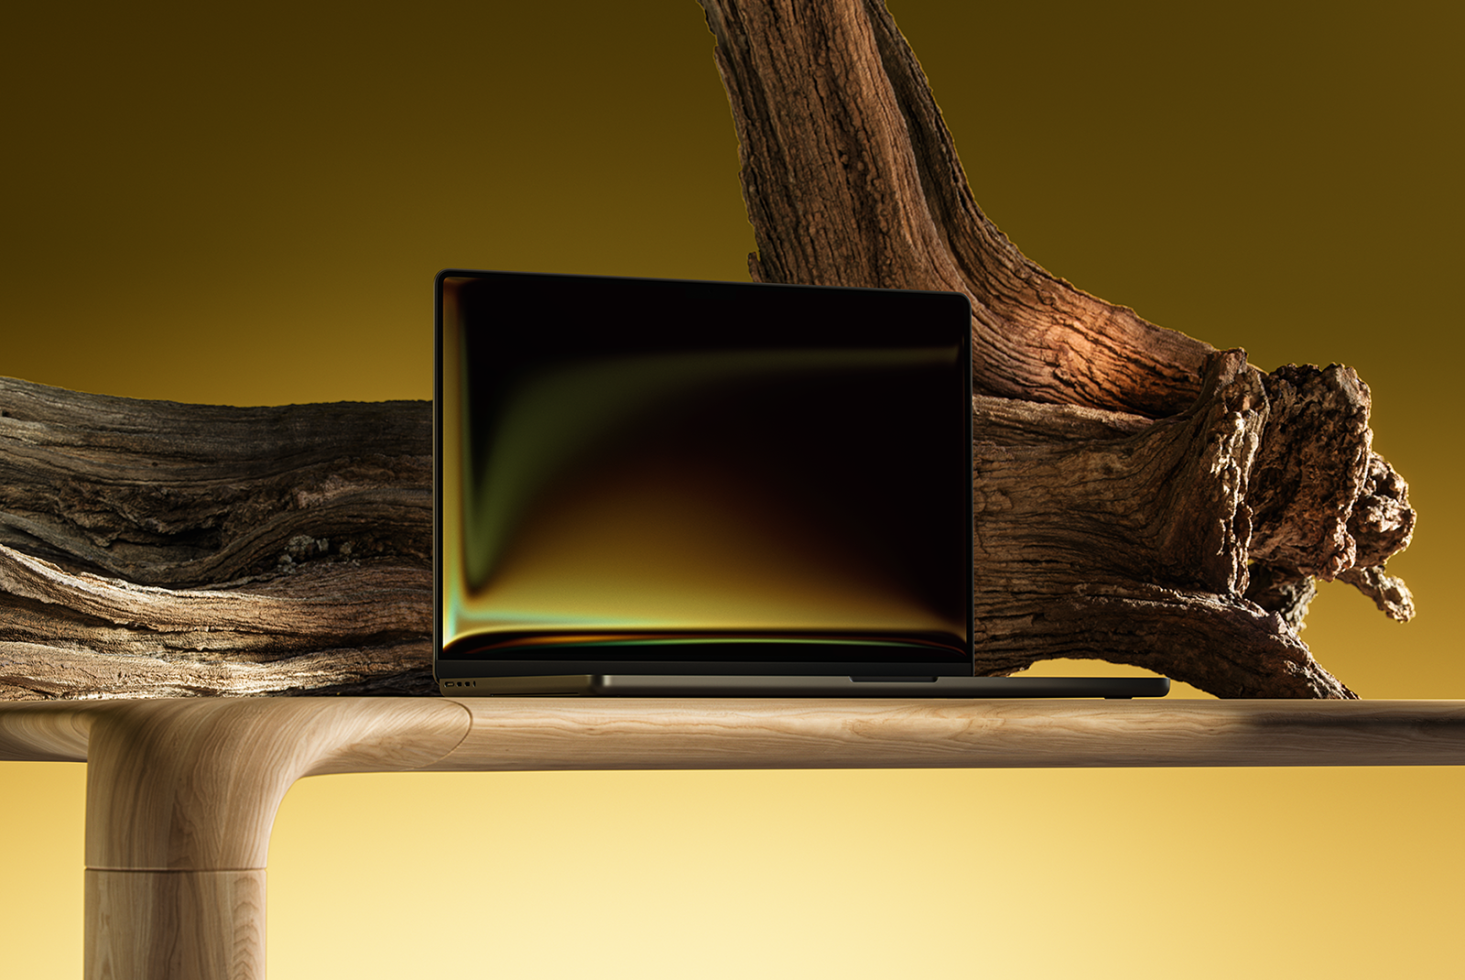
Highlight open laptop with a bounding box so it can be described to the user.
[435,270,1167,699]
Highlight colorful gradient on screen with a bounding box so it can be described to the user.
[438,272,971,665]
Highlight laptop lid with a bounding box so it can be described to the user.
[435,270,975,689]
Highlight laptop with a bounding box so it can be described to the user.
[435,270,1167,699]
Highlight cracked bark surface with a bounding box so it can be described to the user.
[0,380,435,699]
[697,0,1415,698]
[0,0,1414,700]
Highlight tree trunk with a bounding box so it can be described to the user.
[0,0,1414,700]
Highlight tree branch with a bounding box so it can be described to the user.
[697,0,1415,696]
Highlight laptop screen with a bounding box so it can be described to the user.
[436,271,973,679]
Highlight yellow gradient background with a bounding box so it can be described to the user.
[3,2,1460,977]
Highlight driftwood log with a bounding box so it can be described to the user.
[0,383,436,699]
[0,0,1414,701]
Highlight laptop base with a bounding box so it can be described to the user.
[438,674,1171,699]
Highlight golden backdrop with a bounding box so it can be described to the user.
[2,2,1460,977]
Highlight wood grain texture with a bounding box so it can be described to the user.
[0,377,431,588]
[0,376,436,699]
[694,0,1415,694]
[17,692,1465,970]
[85,870,265,980]
[9,698,1465,773]
[7,696,1465,979]
[82,698,469,871]
[0,700,93,761]
[0,542,433,699]
[431,697,1465,771]
[701,0,1210,417]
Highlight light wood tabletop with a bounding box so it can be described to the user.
[5,696,1465,979]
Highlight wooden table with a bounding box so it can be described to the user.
[5,696,1465,979]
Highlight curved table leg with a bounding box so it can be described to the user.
[80,699,469,980]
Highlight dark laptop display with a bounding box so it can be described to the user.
[435,270,1167,698]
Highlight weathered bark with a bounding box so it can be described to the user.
[701,0,1210,417]
[0,378,436,699]
[0,381,430,586]
[970,352,1346,698]
[696,0,1415,697]
[0,0,1415,700]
